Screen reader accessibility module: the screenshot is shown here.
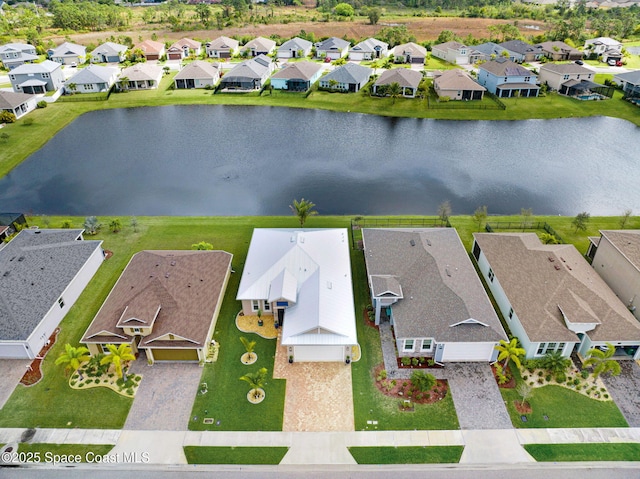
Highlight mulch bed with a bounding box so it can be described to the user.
[104,249,113,260]
[514,400,532,414]
[491,363,516,389]
[373,364,448,405]
[396,358,444,369]
[20,328,60,386]
[363,309,379,331]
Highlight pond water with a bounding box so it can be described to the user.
[1,105,638,216]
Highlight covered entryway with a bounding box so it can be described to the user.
[148,348,199,362]
[439,342,496,362]
[293,345,344,362]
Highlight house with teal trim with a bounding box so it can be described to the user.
[270,62,323,91]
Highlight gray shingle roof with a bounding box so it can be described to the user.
[68,65,118,84]
[11,60,60,74]
[0,91,35,109]
[500,40,540,55]
[599,230,640,271]
[225,55,272,79]
[120,63,163,81]
[434,69,486,91]
[278,37,312,53]
[350,38,388,54]
[51,42,86,57]
[321,62,372,85]
[473,233,640,343]
[615,70,640,85]
[206,36,239,50]
[363,228,506,342]
[480,58,536,77]
[540,63,592,75]
[316,37,350,52]
[0,229,102,341]
[91,42,128,57]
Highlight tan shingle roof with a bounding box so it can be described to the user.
[271,62,322,80]
[473,233,640,342]
[375,68,422,88]
[434,69,485,91]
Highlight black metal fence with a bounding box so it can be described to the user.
[427,90,506,110]
[485,221,563,243]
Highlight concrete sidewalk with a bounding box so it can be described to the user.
[1,427,639,465]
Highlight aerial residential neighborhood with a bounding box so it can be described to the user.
[0,0,640,472]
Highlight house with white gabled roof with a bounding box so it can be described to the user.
[49,42,86,65]
[9,60,64,94]
[0,43,37,70]
[66,65,119,93]
[277,37,313,59]
[91,42,128,63]
[237,229,357,362]
[349,38,389,61]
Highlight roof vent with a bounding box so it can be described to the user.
[327,281,332,289]
[548,257,555,262]
[426,239,432,246]
[446,268,451,277]
[165,272,170,278]
[2,271,9,277]
[410,239,416,247]
[18,257,24,262]
[554,264,561,270]
[170,261,176,266]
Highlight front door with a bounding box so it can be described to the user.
[277,309,284,328]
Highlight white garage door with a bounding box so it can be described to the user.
[0,343,30,359]
[294,345,344,362]
[441,342,494,362]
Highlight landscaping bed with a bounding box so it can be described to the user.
[373,364,448,405]
[20,328,60,387]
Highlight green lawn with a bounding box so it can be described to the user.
[525,443,640,462]
[183,446,289,464]
[348,446,464,464]
[10,444,114,464]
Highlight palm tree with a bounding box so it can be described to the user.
[240,336,257,362]
[109,218,121,233]
[540,351,571,374]
[290,198,318,226]
[494,338,525,370]
[388,81,402,104]
[239,367,268,400]
[583,342,622,379]
[118,76,129,91]
[83,216,101,235]
[55,344,90,377]
[66,82,77,94]
[100,343,136,381]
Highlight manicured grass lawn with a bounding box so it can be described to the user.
[183,446,289,464]
[501,364,628,429]
[12,444,114,464]
[348,446,464,464]
[524,443,640,462]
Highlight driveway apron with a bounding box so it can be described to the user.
[123,356,203,431]
[0,359,27,409]
[603,361,640,427]
[446,363,513,430]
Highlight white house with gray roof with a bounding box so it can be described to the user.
[66,65,119,94]
[614,70,640,98]
[91,42,128,63]
[473,232,640,360]
[319,62,372,92]
[174,60,220,89]
[0,229,104,359]
[315,37,350,60]
[0,43,37,70]
[277,37,312,59]
[237,229,357,362]
[363,228,507,362]
[242,37,276,57]
[9,60,64,94]
[349,38,389,61]
[49,42,86,65]
[0,91,37,119]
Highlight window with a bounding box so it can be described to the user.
[101,344,111,354]
[169,334,175,340]
[42,73,49,79]
[563,74,569,80]
[9,74,15,81]
[536,342,566,355]
[263,301,271,312]
[133,328,141,333]
[472,242,481,260]
[508,307,514,319]
[420,339,433,352]
[488,268,495,282]
[251,300,260,311]
[524,76,530,82]
[403,339,414,352]
[58,297,65,308]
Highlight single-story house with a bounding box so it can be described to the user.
[119,63,163,90]
[318,62,372,92]
[0,43,38,70]
[499,40,543,63]
[535,41,583,61]
[9,60,64,94]
[0,229,104,359]
[205,36,239,59]
[363,228,507,362]
[431,41,482,65]
[473,42,512,62]
[237,229,357,362]
[392,42,427,64]
[587,230,640,321]
[477,57,539,98]
[315,37,350,60]
[0,213,27,239]
[91,42,128,63]
[614,70,640,98]
[277,37,312,59]
[473,232,640,360]
[270,62,323,91]
[66,65,119,94]
[242,37,276,57]
[0,91,37,119]
[218,55,274,91]
[349,38,389,61]
[584,37,623,62]
[373,68,423,98]
[167,38,202,60]
[174,60,220,89]
[538,63,594,91]
[134,40,165,61]
[433,69,486,100]
[48,42,86,65]
[82,250,232,364]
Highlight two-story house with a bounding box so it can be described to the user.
[9,60,64,94]
[477,58,539,98]
[0,43,38,70]
[431,41,481,65]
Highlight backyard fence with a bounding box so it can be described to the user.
[485,221,563,243]
[350,217,451,250]
[427,91,506,110]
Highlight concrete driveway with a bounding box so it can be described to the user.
[123,355,203,431]
[603,361,640,427]
[0,359,27,409]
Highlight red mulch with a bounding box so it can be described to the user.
[514,401,532,414]
[491,363,516,389]
[104,249,113,260]
[363,309,378,330]
[396,358,444,369]
[19,328,60,386]
[373,364,448,405]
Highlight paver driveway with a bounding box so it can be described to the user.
[123,356,203,430]
[603,361,640,427]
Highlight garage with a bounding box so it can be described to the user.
[0,344,30,359]
[293,345,344,362]
[439,342,495,362]
[149,348,199,362]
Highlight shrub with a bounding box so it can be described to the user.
[410,370,436,392]
[419,357,426,364]
[402,381,408,387]
[391,379,396,386]
[538,371,543,377]
[366,304,374,312]
[529,381,534,386]
[573,378,580,386]
[555,372,566,383]
[37,100,47,108]
[0,111,16,123]
[401,357,411,366]
[604,394,609,399]
[23,118,34,126]
[425,393,430,400]
[411,357,419,366]
[601,387,606,392]
[545,374,552,382]
[581,370,589,379]
[537,378,544,384]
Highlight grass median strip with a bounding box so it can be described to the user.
[183,446,289,464]
[348,446,464,464]
[524,443,640,462]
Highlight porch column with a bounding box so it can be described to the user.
[374,298,382,326]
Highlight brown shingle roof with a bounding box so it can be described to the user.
[433,69,485,91]
[82,250,232,349]
[271,61,322,80]
[473,233,640,342]
[375,68,422,88]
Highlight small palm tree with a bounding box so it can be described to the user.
[494,338,525,370]
[67,82,77,94]
[540,351,571,374]
[55,344,90,377]
[388,81,402,104]
[83,216,101,235]
[100,343,136,381]
[109,218,122,233]
[240,336,257,362]
[239,367,268,400]
[583,342,621,379]
[290,198,318,226]
[118,76,129,91]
